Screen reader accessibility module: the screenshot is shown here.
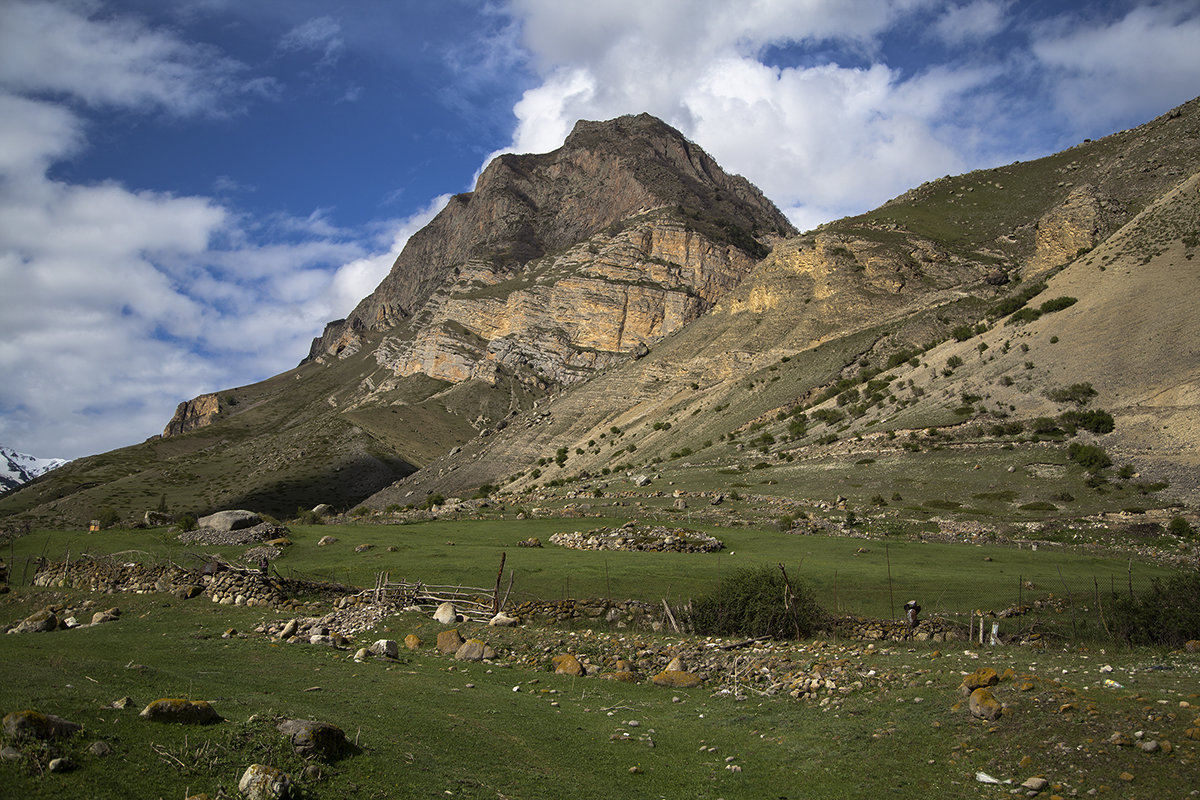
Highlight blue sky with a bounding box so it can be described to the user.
[2,0,1199,461]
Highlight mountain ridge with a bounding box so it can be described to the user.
[3,101,1199,525]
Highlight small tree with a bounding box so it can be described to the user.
[684,565,827,640]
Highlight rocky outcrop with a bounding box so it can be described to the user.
[1027,186,1101,278]
[307,113,793,370]
[162,393,221,437]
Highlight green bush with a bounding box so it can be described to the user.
[945,355,964,370]
[1168,516,1195,538]
[292,507,320,525]
[96,507,121,529]
[1006,307,1042,325]
[1068,442,1112,473]
[1059,409,1114,434]
[1039,296,1077,313]
[684,565,827,640]
[1109,570,1200,646]
[1046,382,1097,406]
[177,513,197,532]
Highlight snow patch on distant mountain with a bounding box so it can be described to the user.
[1,446,68,493]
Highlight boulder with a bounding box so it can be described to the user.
[960,667,1000,695]
[368,639,398,659]
[139,698,221,724]
[198,510,261,531]
[2,710,82,740]
[433,602,458,624]
[316,535,338,546]
[276,719,347,760]
[312,504,335,517]
[652,670,703,689]
[404,634,422,650]
[553,654,584,676]
[489,612,518,627]
[238,764,294,800]
[13,607,58,633]
[454,639,496,662]
[436,629,465,654]
[968,687,1003,721]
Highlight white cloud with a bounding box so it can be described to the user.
[932,0,1011,46]
[1032,2,1200,131]
[278,16,345,67]
[0,0,253,115]
[498,0,994,228]
[0,3,438,459]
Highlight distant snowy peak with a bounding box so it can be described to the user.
[1,446,68,492]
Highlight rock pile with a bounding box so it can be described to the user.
[178,521,290,546]
[550,523,723,553]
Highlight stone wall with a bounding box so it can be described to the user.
[31,559,300,610]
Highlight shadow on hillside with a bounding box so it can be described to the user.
[217,454,416,519]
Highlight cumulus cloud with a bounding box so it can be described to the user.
[497,0,1200,230]
[0,3,432,459]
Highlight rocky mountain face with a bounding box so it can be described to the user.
[305,114,792,396]
[0,446,67,493]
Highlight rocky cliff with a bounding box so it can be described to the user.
[162,393,222,437]
[306,113,794,379]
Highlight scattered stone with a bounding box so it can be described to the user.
[276,719,347,760]
[139,698,221,725]
[455,639,496,662]
[1139,739,1160,753]
[968,687,1002,721]
[436,629,465,655]
[0,746,21,761]
[47,756,72,773]
[88,740,113,757]
[960,667,1000,694]
[312,504,335,517]
[13,607,58,633]
[369,639,398,659]
[404,634,422,650]
[1022,776,1049,792]
[1184,640,1200,653]
[2,710,82,740]
[553,654,584,676]
[354,544,374,553]
[317,535,338,546]
[1108,732,1132,747]
[107,696,136,710]
[489,612,518,627]
[433,602,459,624]
[239,763,294,800]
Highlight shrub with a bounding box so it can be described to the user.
[1059,409,1114,434]
[684,566,827,640]
[292,507,320,525]
[1068,442,1112,472]
[1168,516,1195,538]
[1046,382,1097,406]
[988,282,1047,318]
[951,324,975,342]
[945,355,964,370]
[96,507,121,529]
[1109,570,1200,646]
[1039,296,1077,313]
[177,513,197,532]
[1006,307,1042,325]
